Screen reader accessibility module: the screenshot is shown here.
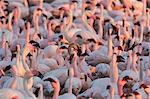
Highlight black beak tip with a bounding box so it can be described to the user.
[3,65,11,72]
[44,78,56,83]
[29,40,37,44]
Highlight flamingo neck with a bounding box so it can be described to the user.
[22,50,30,71]
[43,18,47,30]
[146,10,149,28]
[16,46,21,73]
[48,22,52,41]
[117,79,126,96]
[127,56,131,70]
[66,10,73,31]
[68,77,73,94]
[53,90,59,99]
[62,17,72,42]
[14,8,19,25]
[39,0,43,8]
[110,87,114,99]
[117,82,122,96]
[34,12,39,33]
[111,53,118,83]
[139,59,144,82]
[135,94,142,99]
[8,13,13,32]
[139,23,144,43]
[73,56,79,77]
[10,76,17,89]
[134,26,139,39]
[23,76,36,99]
[108,35,113,58]
[142,0,146,15]
[82,12,99,41]
[123,19,126,31]
[89,19,94,27]
[23,0,29,7]
[52,81,60,99]
[98,19,103,38]
[26,22,30,43]
[1,33,5,48]
[132,50,137,72]
[107,0,113,10]
[117,26,121,37]
[100,5,104,17]
[38,85,44,99]
[4,42,8,61]
[32,50,37,70]
[68,68,74,93]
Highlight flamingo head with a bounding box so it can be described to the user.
[44,77,56,83]
[136,52,141,56]
[44,76,60,92]
[122,76,133,81]
[121,93,133,98]
[3,65,11,73]
[123,81,135,94]
[51,19,61,32]
[71,0,78,4]
[0,16,6,25]
[42,13,47,20]
[29,40,40,48]
[33,86,40,97]
[54,25,61,33]
[16,44,20,52]
[59,46,68,58]
[68,43,81,56]
[117,55,125,62]
[118,46,123,51]
[27,52,32,58]
[80,73,88,82]
[33,83,43,97]
[86,38,98,52]
[3,0,9,7]
[140,84,149,89]
[36,8,43,16]
[23,43,35,57]
[42,81,54,96]
[51,9,60,19]
[133,91,140,95]
[70,0,78,9]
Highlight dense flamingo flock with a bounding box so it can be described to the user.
[0,0,150,99]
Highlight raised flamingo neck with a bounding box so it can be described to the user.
[4,42,8,61]
[8,12,13,32]
[1,32,5,48]
[108,29,113,58]
[26,22,30,43]
[68,68,74,93]
[132,49,138,72]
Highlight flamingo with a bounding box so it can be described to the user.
[85,28,113,66]
[0,70,38,99]
[44,68,77,99]
[8,0,29,18]
[3,41,34,90]
[0,0,150,98]
[33,83,44,99]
